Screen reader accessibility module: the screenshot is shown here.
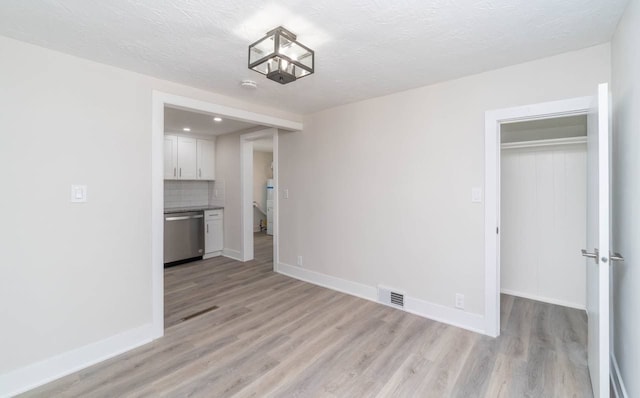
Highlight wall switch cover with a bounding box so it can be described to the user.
[455,293,465,309]
[284,189,289,199]
[71,185,87,203]
[471,187,482,203]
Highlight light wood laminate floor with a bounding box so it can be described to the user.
[20,232,592,397]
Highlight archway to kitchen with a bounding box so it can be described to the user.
[151,91,302,336]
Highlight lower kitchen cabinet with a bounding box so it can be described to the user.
[204,209,223,258]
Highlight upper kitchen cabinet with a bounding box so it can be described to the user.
[177,136,198,179]
[164,135,178,179]
[197,139,215,180]
[164,135,215,181]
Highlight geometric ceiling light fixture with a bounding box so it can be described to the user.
[248,26,314,85]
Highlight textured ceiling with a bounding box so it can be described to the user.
[0,0,628,114]
[164,106,260,136]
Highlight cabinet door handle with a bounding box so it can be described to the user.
[179,168,182,177]
[174,167,176,177]
[199,168,202,178]
[206,224,209,233]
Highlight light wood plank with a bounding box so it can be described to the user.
[19,233,593,398]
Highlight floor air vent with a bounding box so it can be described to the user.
[180,305,219,322]
[378,285,405,309]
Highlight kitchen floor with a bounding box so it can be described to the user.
[20,237,592,397]
[164,231,273,328]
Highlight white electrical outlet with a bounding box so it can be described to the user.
[455,293,465,309]
[297,255,303,266]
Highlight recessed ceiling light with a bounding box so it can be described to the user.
[183,127,191,132]
[213,117,223,122]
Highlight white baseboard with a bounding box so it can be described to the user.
[0,323,157,398]
[277,262,486,335]
[222,248,243,261]
[277,262,377,302]
[404,296,485,334]
[203,251,222,259]
[500,289,586,311]
[611,353,629,398]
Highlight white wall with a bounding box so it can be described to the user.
[253,151,273,231]
[214,131,243,258]
[611,0,640,396]
[0,35,300,388]
[279,44,610,322]
[213,130,274,259]
[500,143,587,309]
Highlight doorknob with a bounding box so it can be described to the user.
[581,248,599,263]
[610,252,625,262]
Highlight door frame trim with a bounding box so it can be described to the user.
[240,128,278,263]
[483,95,592,337]
[151,91,301,337]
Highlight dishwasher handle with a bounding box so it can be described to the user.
[165,214,204,221]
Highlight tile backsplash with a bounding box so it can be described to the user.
[164,180,211,209]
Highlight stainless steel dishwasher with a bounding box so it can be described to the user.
[164,211,204,264]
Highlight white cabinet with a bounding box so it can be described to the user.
[197,139,216,180]
[164,135,178,179]
[164,135,215,181]
[177,136,197,179]
[204,209,223,258]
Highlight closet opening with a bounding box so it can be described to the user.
[499,115,587,310]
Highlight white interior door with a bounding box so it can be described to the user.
[584,83,611,398]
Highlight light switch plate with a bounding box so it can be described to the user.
[71,185,87,203]
[471,187,482,203]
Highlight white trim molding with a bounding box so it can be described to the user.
[277,262,377,302]
[222,248,244,261]
[0,324,155,398]
[277,263,486,335]
[240,128,280,264]
[500,289,586,311]
[203,251,222,260]
[404,298,485,334]
[500,136,587,150]
[484,95,592,337]
[611,353,629,398]
[153,92,303,132]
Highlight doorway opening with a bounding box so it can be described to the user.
[240,129,278,266]
[483,95,592,337]
[487,85,615,397]
[500,116,587,311]
[161,105,274,327]
[151,91,301,337]
[251,135,275,265]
